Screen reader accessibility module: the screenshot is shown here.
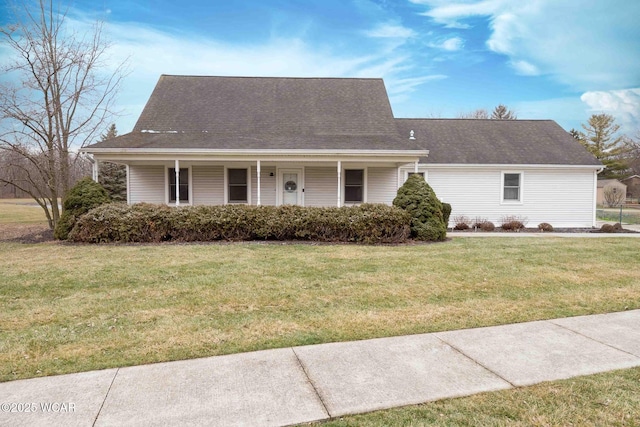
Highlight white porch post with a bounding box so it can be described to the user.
[126,165,130,205]
[257,160,261,206]
[337,161,342,207]
[174,159,180,206]
[92,159,99,182]
[414,160,419,173]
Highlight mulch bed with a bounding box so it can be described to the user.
[452,226,638,234]
[0,224,54,243]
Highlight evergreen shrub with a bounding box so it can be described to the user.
[392,174,446,241]
[54,178,111,240]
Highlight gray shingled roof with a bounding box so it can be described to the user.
[395,119,602,166]
[88,75,420,151]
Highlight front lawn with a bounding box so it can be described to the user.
[1,237,639,382]
[317,367,640,426]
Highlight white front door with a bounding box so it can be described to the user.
[279,169,302,205]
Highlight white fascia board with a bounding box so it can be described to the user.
[83,148,428,156]
[87,149,428,164]
[421,163,603,170]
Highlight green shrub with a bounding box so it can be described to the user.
[441,203,452,227]
[68,203,411,244]
[392,174,446,241]
[54,178,111,240]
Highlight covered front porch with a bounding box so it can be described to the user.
[89,152,427,208]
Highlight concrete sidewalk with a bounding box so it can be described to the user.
[2,310,639,427]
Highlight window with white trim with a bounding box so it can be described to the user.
[503,173,521,202]
[228,168,248,203]
[344,169,364,203]
[168,168,189,203]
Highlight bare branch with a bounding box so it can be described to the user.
[0,0,126,228]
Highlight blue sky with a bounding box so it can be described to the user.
[2,0,639,136]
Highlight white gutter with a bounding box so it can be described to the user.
[423,163,604,170]
[81,147,429,156]
[85,153,98,182]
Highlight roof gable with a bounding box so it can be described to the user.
[135,76,398,136]
[91,75,419,151]
[395,118,602,166]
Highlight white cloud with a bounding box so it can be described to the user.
[40,18,425,132]
[414,0,640,91]
[386,74,448,106]
[365,23,416,39]
[437,37,464,51]
[412,0,504,28]
[509,60,538,76]
[581,89,640,135]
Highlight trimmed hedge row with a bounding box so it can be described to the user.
[68,203,412,244]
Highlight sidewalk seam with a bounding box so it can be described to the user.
[290,348,332,419]
[435,336,517,388]
[549,320,640,359]
[92,367,119,427]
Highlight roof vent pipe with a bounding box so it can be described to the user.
[409,130,415,140]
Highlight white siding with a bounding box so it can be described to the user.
[192,166,224,205]
[129,165,165,204]
[251,166,277,206]
[367,167,397,204]
[305,167,338,207]
[426,167,596,228]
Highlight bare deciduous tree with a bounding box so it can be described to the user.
[0,0,126,228]
[603,185,625,207]
[624,131,640,176]
[458,108,489,119]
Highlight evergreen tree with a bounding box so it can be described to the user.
[578,114,628,178]
[98,124,127,202]
[569,128,582,140]
[491,104,517,120]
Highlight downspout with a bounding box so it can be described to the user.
[86,154,98,182]
[593,167,605,227]
[126,165,130,205]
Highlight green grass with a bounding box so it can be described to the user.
[0,198,49,224]
[316,367,640,426]
[1,238,639,383]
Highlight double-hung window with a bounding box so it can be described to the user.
[228,168,248,203]
[169,168,189,203]
[503,172,521,202]
[344,169,364,203]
